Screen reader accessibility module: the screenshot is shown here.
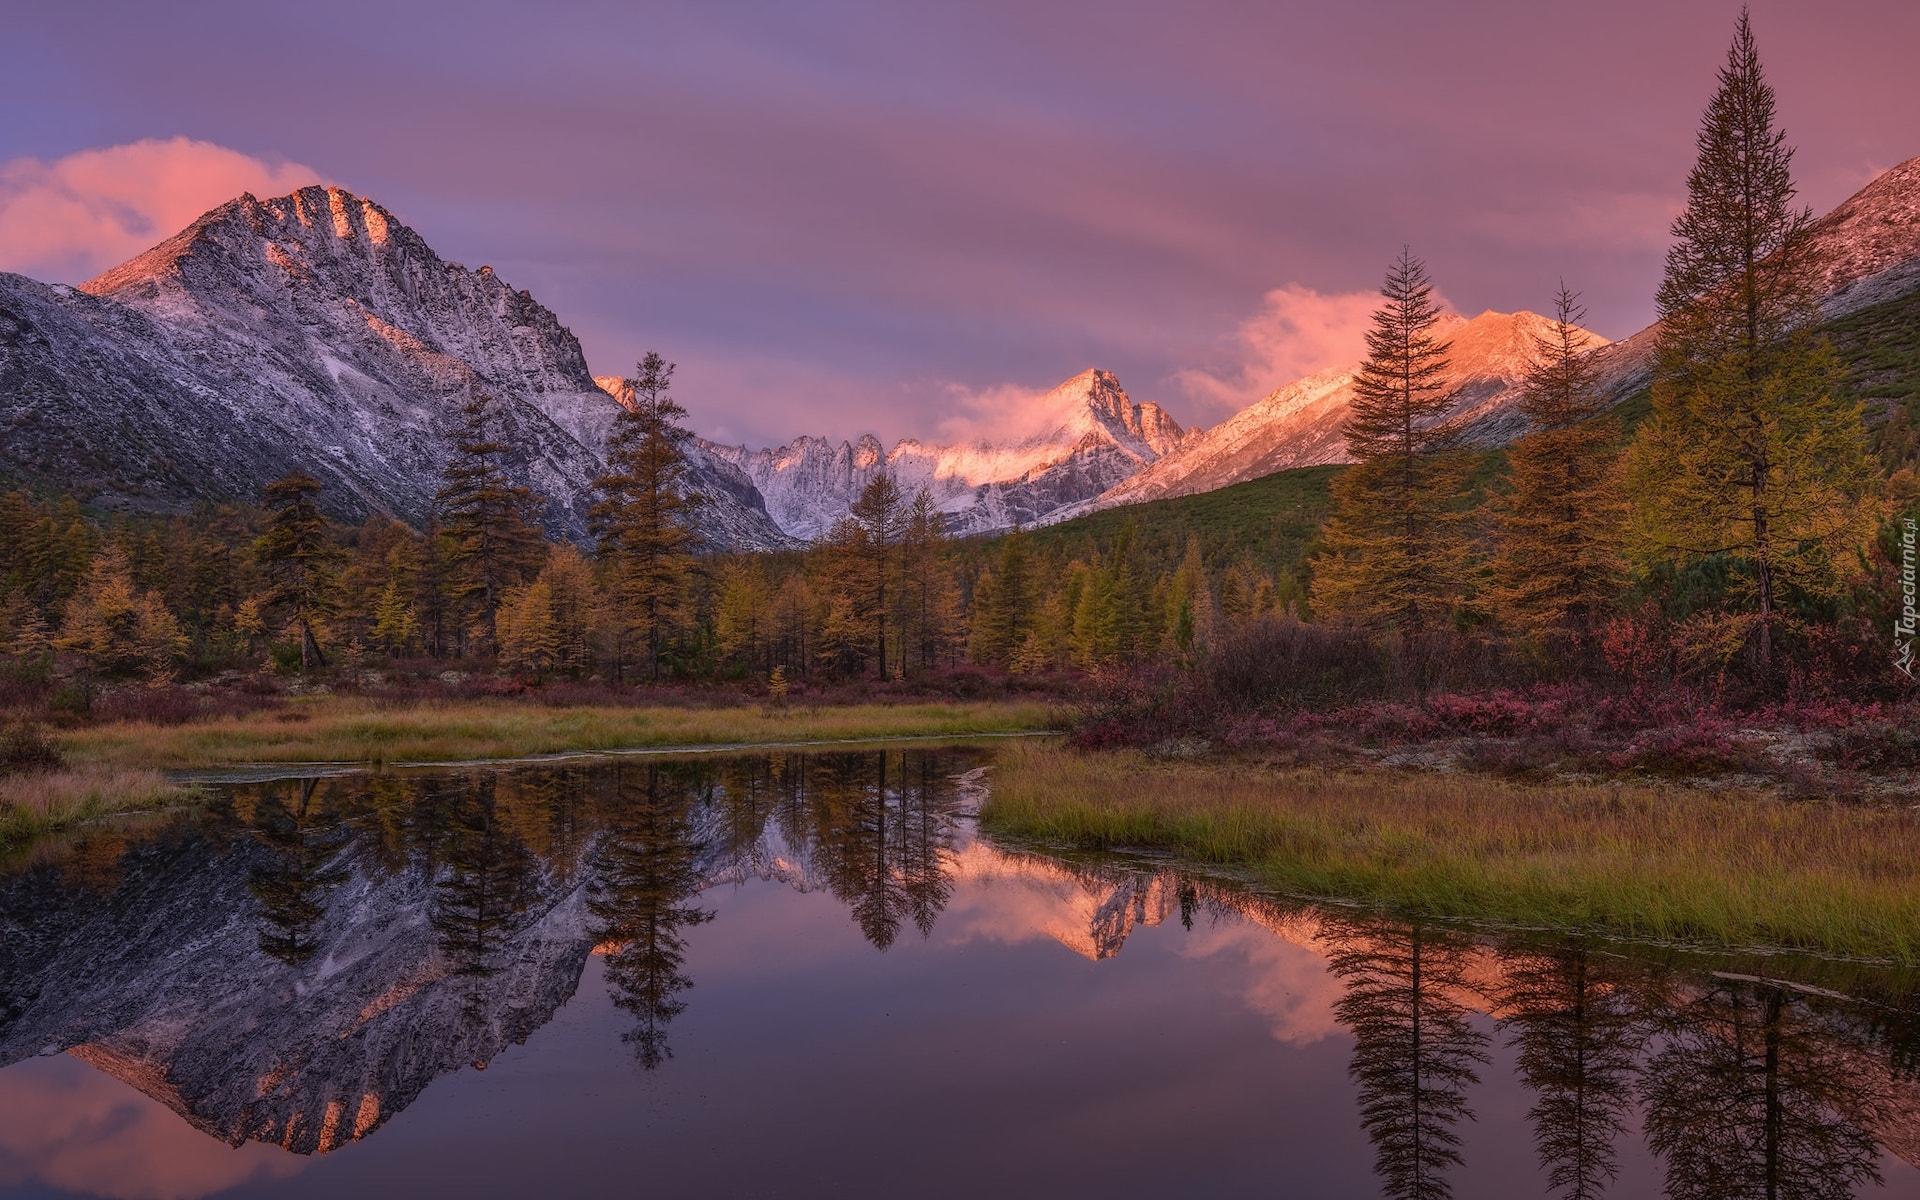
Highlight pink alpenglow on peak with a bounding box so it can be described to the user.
[704,367,1187,541]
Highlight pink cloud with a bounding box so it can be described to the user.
[0,1055,307,1200]
[0,137,325,284]
[1175,284,1385,422]
[930,377,1093,446]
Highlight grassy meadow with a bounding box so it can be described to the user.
[55,696,1058,772]
[981,740,1920,961]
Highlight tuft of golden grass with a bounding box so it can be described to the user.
[57,697,1057,772]
[0,766,188,849]
[980,741,1920,962]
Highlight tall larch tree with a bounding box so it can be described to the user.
[254,471,345,671]
[969,527,1034,665]
[1312,249,1471,632]
[843,471,905,679]
[900,487,960,673]
[436,393,548,655]
[1624,9,1871,682]
[591,353,705,681]
[1486,286,1626,658]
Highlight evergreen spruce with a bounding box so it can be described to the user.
[1625,9,1872,682]
[436,393,548,655]
[591,353,705,681]
[1312,250,1471,632]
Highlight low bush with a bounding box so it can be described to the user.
[0,722,65,775]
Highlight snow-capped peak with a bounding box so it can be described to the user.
[708,367,1187,540]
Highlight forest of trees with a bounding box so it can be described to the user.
[0,14,1907,706]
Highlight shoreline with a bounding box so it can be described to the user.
[978,740,1920,963]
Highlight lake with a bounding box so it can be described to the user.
[2,745,1918,1198]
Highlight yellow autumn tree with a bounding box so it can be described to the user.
[1624,12,1872,682]
[56,546,185,681]
[1485,285,1627,658]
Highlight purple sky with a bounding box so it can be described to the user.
[3,1,1917,446]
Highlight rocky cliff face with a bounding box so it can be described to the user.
[708,368,1187,539]
[0,186,791,550]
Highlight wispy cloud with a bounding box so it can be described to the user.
[1175,284,1385,421]
[929,377,1089,446]
[0,138,325,283]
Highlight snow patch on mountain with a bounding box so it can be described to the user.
[705,368,1187,540]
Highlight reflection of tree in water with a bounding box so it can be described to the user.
[1640,978,1883,1200]
[896,753,956,940]
[778,751,959,951]
[1495,941,1639,1200]
[1327,918,1489,1200]
[248,777,349,965]
[427,773,536,978]
[588,763,713,1069]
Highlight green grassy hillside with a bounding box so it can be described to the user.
[970,464,1341,583]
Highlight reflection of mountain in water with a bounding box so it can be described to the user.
[0,751,977,1154]
[4,747,1920,1195]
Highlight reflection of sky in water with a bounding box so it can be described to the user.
[0,1057,305,1199]
[2,751,1919,1199]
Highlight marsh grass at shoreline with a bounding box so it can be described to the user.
[0,766,188,850]
[980,741,1920,962]
[56,697,1059,772]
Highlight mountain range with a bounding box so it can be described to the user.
[4,156,1919,546]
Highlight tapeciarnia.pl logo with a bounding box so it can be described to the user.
[1897,517,1917,679]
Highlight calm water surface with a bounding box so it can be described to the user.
[2,747,1919,1198]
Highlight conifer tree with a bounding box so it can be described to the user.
[970,528,1034,664]
[1312,250,1471,632]
[436,393,548,655]
[1486,286,1626,658]
[55,546,185,682]
[714,557,771,675]
[1625,10,1871,681]
[254,472,345,671]
[591,353,705,681]
[900,488,960,672]
[843,471,905,679]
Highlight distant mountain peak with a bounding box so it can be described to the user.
[707,367,1187,540]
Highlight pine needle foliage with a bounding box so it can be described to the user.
[1313,250,1472,632]
[1486,286,1626,658]
[254,471,345,671]
[436,393,548,654]
[591,353,705,681]
[1625,10,1873,682]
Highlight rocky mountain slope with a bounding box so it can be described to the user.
[0,186,791,550]
[705,368,1186,539]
